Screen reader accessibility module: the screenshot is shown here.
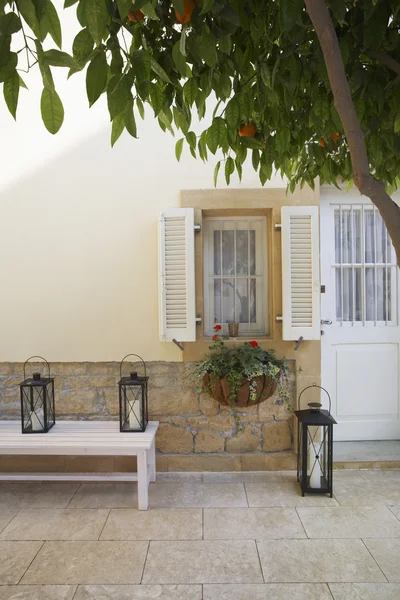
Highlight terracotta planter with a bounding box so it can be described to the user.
[202,374,277,407]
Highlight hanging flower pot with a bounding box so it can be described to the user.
[202,374,277,407]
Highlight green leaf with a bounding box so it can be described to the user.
[213,160,221,187]
[136,96,145,119]
[73,28,93,63]
[44,50,78,68]
[18,74,28,89]
[198,129,208,162]
[206,120,219,154]
[64,0,78,7]
[259,61,270,88]
[116,0,131,19]
[280,0,303,31]
[35,39,54,89]
[107,74,131,119]
[171,0,184,17]
[219,35,231,55]
[225,156,234,185]
[180,25,186,56]
[186,130,196,150]
[111,114,125,146]
[158,109,174,135]
[86,50,107,106]
[363,4,389,50]
[149,82,164,116]
[150,57,171,83]
[394,114,400,134]
[124,98,137,137]
[132,49,151,81]
[0,51,16,82]
[225,97,240,129]
[197,34,217,67]
[45,0,62,48]
[40,87,64,134]
[252,149,260,171]
[175,137,184,161]
[329,0,346,23]
[84,0,108,45]
[18,0,40,36]
[183,78,198,106]
[3,70,19,119]
[172,40,186,77]
[0,12,21,35]
[141,2,158,19]
[200,0,214,15]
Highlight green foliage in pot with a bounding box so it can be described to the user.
[183,324,290,410]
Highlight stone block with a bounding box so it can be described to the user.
[199,394,219,416]
[156,456,169,472]
[53,363,90,376]
[262,421,292,452]
[160,416,188,427]
[241,452,296,471]
[0,376,21,388]
[88,363,120,376]
[149,387,199,416]
[167,455,242,472]
[147,362,179,376]
[57,389,98,415]
[187,414,234,431]
[156,423,193,454]
[0,363,13,376]
[258,393,292,422]
[101,387,120,416]
[195,431,224,453]
[226,426,260,453]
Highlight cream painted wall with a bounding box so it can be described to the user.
[0,3,286,362]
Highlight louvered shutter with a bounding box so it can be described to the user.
[159,208,196,342]
[281,206,320,340]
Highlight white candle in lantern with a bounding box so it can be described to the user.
[128,398,141,429]
[309,441,322,489]
[31,408,44,431]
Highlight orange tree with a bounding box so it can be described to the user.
[1,0,400,262]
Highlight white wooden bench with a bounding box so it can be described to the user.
[0,420,159,510]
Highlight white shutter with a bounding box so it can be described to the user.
[281,206,320,340]
[159,208,196,342]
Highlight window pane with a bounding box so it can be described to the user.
[250,230,256,275]
[341,209,352,263]
[222,278,234,323]
[235,278,249,323]
[365,211,375,263]
[354,268,362,321]
[213,230,221,275]
[334,209,340,263]
[236,230,248,275]
[375,211,386,263]
[214,279,221,324]
[222,230,234,275]
[353,210,361,263]
[250,279,256,323]
[365,267,375,320]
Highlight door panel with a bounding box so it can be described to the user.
[321,192,400,441]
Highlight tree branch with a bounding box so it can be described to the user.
[304,0,400,266]
[368,50,400,76]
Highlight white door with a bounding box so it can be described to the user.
[321,188,400,441]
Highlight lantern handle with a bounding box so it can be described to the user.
[298,382,332,415]
[120,354,147,379]
[23,356,51,380]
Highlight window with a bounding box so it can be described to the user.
[203,216,268,337]
[333,205,397,325]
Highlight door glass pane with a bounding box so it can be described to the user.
[222,230,234,275]
[375,212,386,263]
[334,210,340,263]
[364,211,375,263]
[365,267,375,321]
[341,209,352,263]
[353,210,362,263]
[354,268,362,321]
[236,230,248,275]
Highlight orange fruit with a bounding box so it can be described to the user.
[319,138,325,147]
[331,131,342,141]
[128,9,144,22]
[175,0,196,23]
[239,123,257,137]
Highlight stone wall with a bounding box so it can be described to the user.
[0,361,296,471]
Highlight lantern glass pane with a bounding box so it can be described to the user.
[46,382,55,427]
[31,386,45,431]
[122,384,143,431]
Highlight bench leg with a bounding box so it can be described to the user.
[137,450,149,510]
[149,438,156,483]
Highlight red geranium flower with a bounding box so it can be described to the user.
[249,340,259,348]
[213,324,222,330]
[212,334,218,341]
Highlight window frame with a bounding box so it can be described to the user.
[203,215,268,337]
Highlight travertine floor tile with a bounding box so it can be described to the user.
[333,481,390,507]
[203,583,333,599]
[0,541,43,584]
[142,540,263,584]
[21,541,148,585]
[68,483,138,509]
[297,506,400,538]
[329,583,400,600]
[203,472,283,483]
[74,585,202,599]
[364,539,400,582]
[157,473,203,483]
[257,539,386,583]
[204,508,306,539]
[100,508,202,540]
[0,483,80,509]
[0,585,76,599]
[0,509,109,541]
[389,506,400,520]
[359,469,400,482]
[246,482,338,507]
[149,483,248,508]
[0,509,19,534]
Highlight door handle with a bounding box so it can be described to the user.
[321,319,332,325]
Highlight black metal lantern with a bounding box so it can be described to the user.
[118,354,148,432]
[20,356,55,434]
[295,383,336,497]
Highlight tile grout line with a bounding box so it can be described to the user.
[388,506,400,523]
[16,540,45,585]
[202,508,204,540]
[243,483,250,508]
[0,507,22,537]
[65,483,83,509]
[294,507,309,539]
[326,583,336,599]
[360,537,390,583]
[254,539,265,583]
[70,584,79,600]
[97,508,112,541]
[140,540,151,584]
